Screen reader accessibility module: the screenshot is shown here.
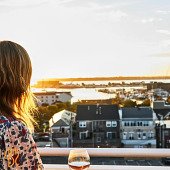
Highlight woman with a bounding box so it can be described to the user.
[0,41,44,169]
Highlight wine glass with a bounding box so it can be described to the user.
[68,149,90,170]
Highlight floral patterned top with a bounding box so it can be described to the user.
[0,115,44,170]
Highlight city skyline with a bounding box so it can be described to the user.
[0,0,170,84]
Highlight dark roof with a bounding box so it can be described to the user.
[51,119,68,127]
[122,107,153,119]
[76,104,119,121]
[153,109,170,117]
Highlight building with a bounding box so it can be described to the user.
[120,107,157,148]
[34,91,72,105]
[147,82,170,93]
[73,104,121,148]
[49,109,76,147]
[152,100,170,118]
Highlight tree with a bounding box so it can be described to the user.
[167,96,170,104]
[141,99,151,106]
[122,99,137,107]
[47,105,58,114]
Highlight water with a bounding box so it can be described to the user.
[32,85,146,103]
[32,79,170,103]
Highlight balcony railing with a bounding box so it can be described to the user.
[39,148,170,170]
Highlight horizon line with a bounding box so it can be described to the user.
[35,75,170,82]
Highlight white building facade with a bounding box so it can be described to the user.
[120,107,157,148]
[34,91,72,105]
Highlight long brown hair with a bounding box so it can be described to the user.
[0,40,37,131]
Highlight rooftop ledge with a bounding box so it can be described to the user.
[43,164,170,170]
[39,148,170,170]
[38,148,170,158]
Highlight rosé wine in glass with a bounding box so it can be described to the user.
[68,149,90,170]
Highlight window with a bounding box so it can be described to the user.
[106,121,111,127]
[137,132,142,139]
[99,107,102,114]
[130,121,136,126]
[79,121,86,128]
[96,110,98,114]
[143,121,149,126]
[129,132,134,140]
[107,132,116,139]
[106,121,117,127]
[137,122,142,126]
[143,132,146,139]
[80,132,87,139]
[123,132,127,140]
[149,131,154,139]
[112,121,117,127]
[96,137,101,142]
[149,121,153,126]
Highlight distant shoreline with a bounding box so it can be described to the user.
[40,76,170,82]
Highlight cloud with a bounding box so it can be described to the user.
[156,29,170,35]
[141,18,154,23]
[141,17,162,24]
[0,0,48,14]
[151,52,170,57]
[156,10,170,14]
[0,0,48,7]
[96,10,128,22]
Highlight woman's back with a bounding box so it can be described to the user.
[0,40,44,169]
[0,115,44,169]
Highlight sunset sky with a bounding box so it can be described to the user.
[0,0,170,84]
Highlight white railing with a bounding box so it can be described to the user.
[43,164,170,170]
[39,147,170,158]
[38,148,170,170]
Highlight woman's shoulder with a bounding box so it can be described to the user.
[0,114,28,130]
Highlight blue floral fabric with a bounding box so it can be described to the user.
[0,115,44,170]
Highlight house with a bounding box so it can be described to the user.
[151,101,170,148]
[34,91,72,105]
[151,100,170,119]
[73,104,121,148]
[155,120,170,148]
[120,107,157,148]
[49,109,76,147]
